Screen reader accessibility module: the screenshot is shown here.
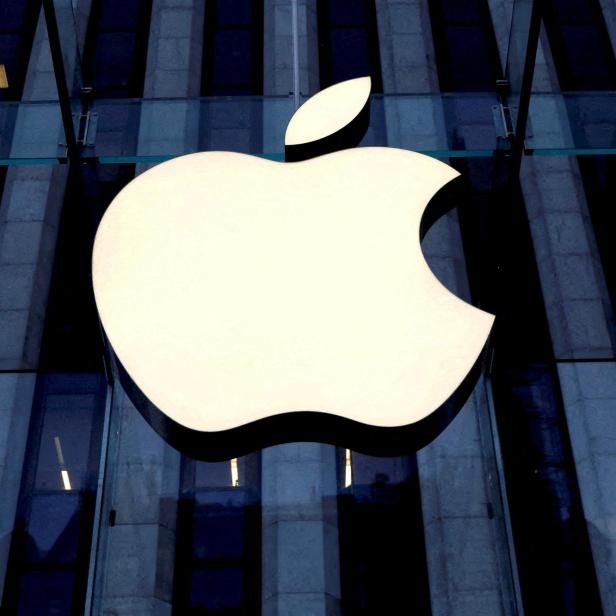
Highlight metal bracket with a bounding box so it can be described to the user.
[58,111,97,149]
[492,104,517,141]
[77,111,98,147]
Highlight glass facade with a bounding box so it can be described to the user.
[0,1,615,614]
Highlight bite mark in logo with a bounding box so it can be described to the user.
[92,77,494,460]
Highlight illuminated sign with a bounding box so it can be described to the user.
[92,77,494,459]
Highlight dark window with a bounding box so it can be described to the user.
[337,452,431,614]
[544,0,616,90]
[317,0,383,92]
[428,0,502,91]
[202,0,264,96]
[1,373,107,615]
[0,0,39,100]
[83,0,152,97]
[173,455,261,614]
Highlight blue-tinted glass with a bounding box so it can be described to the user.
[330,28,371,83]
[92,32,137,89]
[445,26,493,89]
[216,0,253,27]
[17,570,75,616]
[329,0,367,25]
[213,30,253,84]
[191,568,244,609]
[98,0,141,30]
[26,494,82,563]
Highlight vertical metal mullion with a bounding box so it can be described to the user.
[482,373,526,616]
[83,383,114,616]
[509,0,544,173]
[42,0,79,162]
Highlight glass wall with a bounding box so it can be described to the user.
[1,1,616,614]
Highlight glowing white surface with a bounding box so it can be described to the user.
[92,148,494,433]
[285,77,371,146]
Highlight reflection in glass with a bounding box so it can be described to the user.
[337,452,431,614]
[317,0,383,91]
[1,374,106,615]
[174,455,261,613]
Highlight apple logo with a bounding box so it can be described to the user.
[92,77,494,460]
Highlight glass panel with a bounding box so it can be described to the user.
[9,92,616,164]
[0,373,107,615]
[0,101,65,163]
[526,92,616,155]
[91,384,262,614]
[0,93,501,164]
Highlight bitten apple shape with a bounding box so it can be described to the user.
[92,78,494,459]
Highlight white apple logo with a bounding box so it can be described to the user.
[92,77,494,459]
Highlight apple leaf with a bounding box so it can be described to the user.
[284,76,371,155]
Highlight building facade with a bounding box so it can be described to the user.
[0,0,615,614]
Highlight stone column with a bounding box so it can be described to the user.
[262,0,319,155]
[519,155,615,359]
[94,1,204,613]
[375,0,438,93]
[557,362,616,616]
[262,444,341,615]
[94,386,180,615]
[376,0,448,152]
[263,0,319,97]
[260,4,341,614]
[137,0,204,159]
[0,0,89,599]
[419,214,515,616]
[374,3,516,613]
